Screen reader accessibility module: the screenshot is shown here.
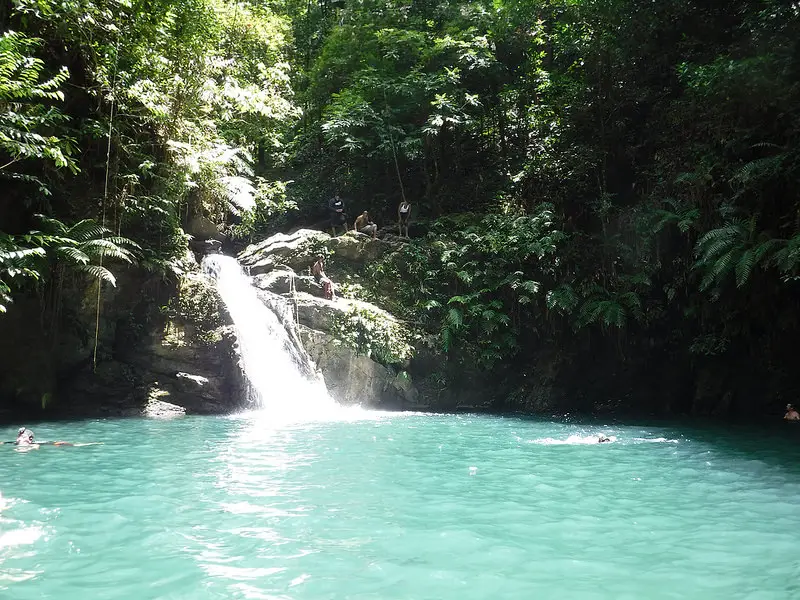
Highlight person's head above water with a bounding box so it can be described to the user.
[788,404,795,411]
[15,427,34,445]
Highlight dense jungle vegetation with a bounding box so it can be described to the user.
[1,0,799,416]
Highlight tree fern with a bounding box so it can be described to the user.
[546,284,578,315]
[445,307,463,328]
[652,198,699,234]
[26,215,140,288]
[695,218,782,290]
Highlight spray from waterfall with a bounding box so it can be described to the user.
[202,254,335,420]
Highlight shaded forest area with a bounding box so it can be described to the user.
[1,0,799,416]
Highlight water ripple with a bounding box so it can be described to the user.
[2,415,800,599]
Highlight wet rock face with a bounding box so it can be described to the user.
[238,230,420,409]
[299,326,422,410]
[55,272,246,418]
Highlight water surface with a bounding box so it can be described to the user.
[2,413,800,599]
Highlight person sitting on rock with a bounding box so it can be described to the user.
[785,404,800,421]
[312,255,336,300]
[398,200,411,238]
[354,211,377,239]
[328,194,348,236]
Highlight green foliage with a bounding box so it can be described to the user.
[229,179,298,241]
[0,235,45,312]
[694,217,782,292]
[171,274,225,344]
[27,215,140,287]
[367,206,566,368]
[0,30,76,193]
[2,0,800,414]
[328,305,415,365]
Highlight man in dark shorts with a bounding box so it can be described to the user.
[328,194,348,235]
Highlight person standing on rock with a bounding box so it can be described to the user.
[312,255,336,301]
[328,194,348,236]
[397,200,411,238]
[354,211,377,239]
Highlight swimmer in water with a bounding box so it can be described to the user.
[598,435,612,443]
[14,427,39,450]
[4,427,101,448]
[785,404,800,421]
[15,427,34,445]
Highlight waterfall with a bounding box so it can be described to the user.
[201,254,335,419]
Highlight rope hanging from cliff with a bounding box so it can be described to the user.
[383,88,407,204]
[92,38,120,372]
[289,271,299,326]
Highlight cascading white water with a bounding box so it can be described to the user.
[201,254,336,420]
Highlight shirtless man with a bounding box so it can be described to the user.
[784,404,800,421]
[354,211,377,239]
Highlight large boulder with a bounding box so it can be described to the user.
[238,229,397,275]
[291,292,413,368]
[252,269,320,296]
[238,229,329,275]
[327,231,394,262]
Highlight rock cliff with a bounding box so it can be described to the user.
[238,229,426,410]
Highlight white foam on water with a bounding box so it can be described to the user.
[528,434,618,446]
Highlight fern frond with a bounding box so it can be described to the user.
[546,284,578,314]
[0,246,45,264]
[55,246,90,265]
[104,236,142,251]
[80,239,135,262]
[601,302,625,329]
[735,248,755,288]
[76,264,117,286]
[445,307,463,328]
[67,220,111,242]
[32,213,67,234]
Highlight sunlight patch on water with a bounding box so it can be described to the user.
[3,415,800,599]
